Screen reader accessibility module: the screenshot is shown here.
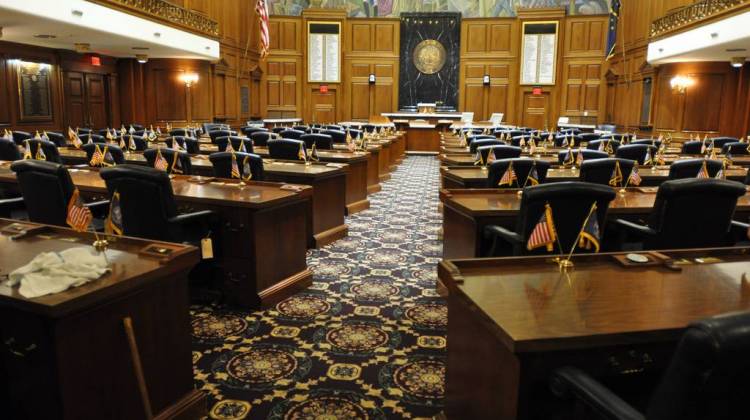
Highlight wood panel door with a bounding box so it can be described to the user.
[64,71,111,129]
[522,93,550,129]
[64,72,87,128]
[85,74,108,129]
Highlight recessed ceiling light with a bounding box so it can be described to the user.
[71,10,83,17]
[205,46,211,50]
[34,34,56,39]
[731,57,746,68]
[136,54,148,64]
[153,32,161,38]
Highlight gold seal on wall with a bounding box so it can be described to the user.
[413,40,447,75]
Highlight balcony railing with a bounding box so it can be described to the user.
[651,0,749,38]
[87,0,219,38]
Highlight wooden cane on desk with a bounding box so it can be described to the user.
[123,316,154,420]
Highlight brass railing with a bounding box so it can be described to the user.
[87,0,219,38]
[651,0,749,38]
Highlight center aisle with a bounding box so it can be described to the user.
[191,155,447,419]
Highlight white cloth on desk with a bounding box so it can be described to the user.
[6,247,110,298]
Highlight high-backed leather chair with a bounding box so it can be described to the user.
[470,139,504,154]
[322,129,346,143]
[668,158,723,179]
[100,164,214,243]
[165,136,199,154]
[292,125,309,132]
[169,128,195,138]
[361,124,376,133]
[251,131,274,147]
[462,128,484,136]
[208,129,237,144]
[326,124,344,131]
[203,123,229,134]
[280,129,305,140]
[711,137,739,149]
[267,139,306,161]
[301,134,333,150]
[240,126,267,137]
[579,133,601,143]
[551,311,750,420]
[216,136,254,154]
[600,133,631,143]
[349,129,363,140]
[722,142,749,155]
[631,139,662,148]
[555,134,583,147]
[487,158,551,189]
[10,160,108,227]
[510,135,533,147]
[467,135,496,145]
[579,158,635,186]
[557,149,608,164]
[681,140,704,155]
[615,144,657,164]
[24,139,63,163]
[0,138,21,161]
[82,143,125,166]
[613,178,746,249]
[483,181,616,256]
[209,152,264,181]
[143,148,193,174]
[83,134,106,144]
[117,135,148,151]
[477,145,522,163]
[11,131,31,145]
[45,132,66,147]
[587,139,621,153]
[98,129,113,138]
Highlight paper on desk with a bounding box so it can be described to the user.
[6,247,110,298]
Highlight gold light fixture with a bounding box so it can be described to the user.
[731,57,745,68]
[670,75,692,94]
[179,72,199,88]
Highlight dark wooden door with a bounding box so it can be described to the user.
[85,73,108,129]
[64,71,87,129]
[64,72,110,129]
[522,93,549,129]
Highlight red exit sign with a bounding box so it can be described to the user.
[532,87,543,95]
[319,85,329,94]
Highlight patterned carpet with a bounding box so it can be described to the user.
[191,155,446,419]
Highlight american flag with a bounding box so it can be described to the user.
[90,144,104,166]
[644,147,653,166]
[575,149,584,166]
[498,162,517,187]
[231,151,241,179]
[310,143,320,162]
[242,155,253,181]
[256,0,270,59]
[154,148,169,171]
[578,203,601,253]
[106,190,123,236]
[225,140,234,152]
[527,204,557,252]
[66,188,93,232]
[239,139,247,153]
[629,164,642,186]
[527,164,540,186]
[696,161,710,179]
[129,135,137,151]
[298,142,307,161]
[35,144,46,161]
[22,141,32,160]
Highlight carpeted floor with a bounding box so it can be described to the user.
[191,155,446,419]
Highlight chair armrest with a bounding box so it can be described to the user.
[612,219,657,238]
[484,225,523,245]
[731,220,749,232]
[168,210,216,226]
[83,200,110,211]
[550,367,645,420]
[0,197,25,208]
[731,220,749,241]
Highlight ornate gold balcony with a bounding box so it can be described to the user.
[87,0,219,38]
[651,0,749,38]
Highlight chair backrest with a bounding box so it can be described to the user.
[292,125,309,132]
[646,178,746,248]
[24,139,62,163]
[463,128,484,135]
[208,129,237,143]
[82,143,125,166]
[301,133,333,149]
[646,311,750,420]
[97,129,112,138]
[587,139,621,153]
[668,159,723,179]
[84,134,106,144]
[46,132,66,147]
[169,128,195,138]
[579,133,601,143]
[722,142,749,155]
[280,129,305,140]
[203,123,229,134]
[600,133,631,143]
[557,149,608,164]
[216,136,254,154]
[579,158,635,186]
[555,134,583,147]
[362,124,376,133]
[143,148,193,175]
[514,181,616,255]
[118,135,148,151]
[267,139,306,161]
[559,128,581,135]
[10,160,75,226]
[631,139,662,148]
[487,158,551,188]
[271,126,288,134]
[208,152,264,181]
[128,124,145,131]
[240,126,267,137]
[470,139,504,153]
[11,131,31,145]
[100,164,180,241]
[467,135,496,146]
[681,141,704,155]
[322,129,346,143]
[250,131,274,147]
[711,137,739,149]
[325,124,344,131]
[598,124,616,133]
[615,144,657,164]
[478,145,522,162]
[510,135,533,147]
[0,138,21,161]
[76,128,93,135]
[166,136,199,154]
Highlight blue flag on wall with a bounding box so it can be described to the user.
[606,0,621,61]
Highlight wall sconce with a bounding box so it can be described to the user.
[483,75,490,86]
[179,72,199,88]
[369,74,376,84]
[670,75,692,94]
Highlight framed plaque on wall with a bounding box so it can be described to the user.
[307,21,341,83]
[520,22,559,86]
[16,60,53,122]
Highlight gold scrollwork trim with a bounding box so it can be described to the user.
[651,0,749,38]
[87,0,219,38]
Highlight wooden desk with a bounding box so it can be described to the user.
[440,248,750,419]
[0,164,313,308]
[441,165,749,188]
[0,219,205,419]
[441,188,750,259]
[407,124,440,152]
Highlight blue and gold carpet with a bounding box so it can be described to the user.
[191,156,446,419]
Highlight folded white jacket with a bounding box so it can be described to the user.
[7,247,110,298]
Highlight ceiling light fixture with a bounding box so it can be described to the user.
[136,54,148,64]
[731,57,746,68]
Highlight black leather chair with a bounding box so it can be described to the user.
[267,139,306,161]
[668,159,723,179]
[132,129,146,137]
[271,126,288,134]
[487,158,551,189]
[615,144,657,165]
[557,149,608,164]
[483,181,616,256]
[470,139,504,154]
[203,123,229,134]
[118,135,148,151]
[24,139,62,163]
[280,129,305,140]
[99,164,214,244]
[600,133,631,143]
[587,139,621,153]
[551,311,750,420]
[579,158,635,186]
[216,136,254,154]
[467,134,496,145]
[555,135,583,147]
[349,129,363,140]
[681,141,704,155]
[326,125,344,131]
[722,142,749,155]
[613,178,746,249]
[169,128,196,138]
[322,129,346,143]
[631,139,662,149]
[83,134,106,144]
[165,136,199,154]
[208,129,237,144]
[510,135,533,147]
[98,129,114,138]
[251,131,274,147]
[361,124,376,133]
[462,127,484,136]
[711,136,739,149]
[301,134,333,150]
[143,148,192,174]
[45,132,66,147]
[209,152,264,181]
[82,143,125,166]
[240,126,267,137]
[579,133,601,143]
[11,131,31,145]
[0,138,21,161]
[10,160,108,227]
[292,125,309,132]
[478,145,522,162]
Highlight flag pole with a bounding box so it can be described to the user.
[560,202,598,270]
